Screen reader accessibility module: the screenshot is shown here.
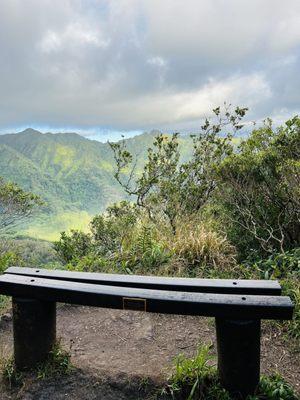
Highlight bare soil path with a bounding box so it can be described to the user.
[0,305,299,399]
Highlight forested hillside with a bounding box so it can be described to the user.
[0,129,193,238]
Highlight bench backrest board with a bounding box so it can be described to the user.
[0,273,293,320]
[5,267,281,295]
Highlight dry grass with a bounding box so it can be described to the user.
[161,218,237,273]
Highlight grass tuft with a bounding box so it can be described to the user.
[1,357,23,389]
[163,219,236,275]
[0,341,73,389]
[163,344,299,400]
[37,341,73,379]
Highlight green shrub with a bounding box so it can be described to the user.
[54,230,93,264]
[217,117,300,257]
[163,345,298,400]
[281,280,300,341]
[68,254,111,273]
[91,201,138,255]
[250,248,300,280]
[163,344,220,400]
[123,225,171,273]
[253,374,299,400]
[240,250,300,344]
[0,251,20,274]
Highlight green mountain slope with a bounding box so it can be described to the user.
[0,129,125,214]
[0,129,194,239]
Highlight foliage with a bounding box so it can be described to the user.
[0,176,42,234]
[163,344,220,400]
[242,249,300,343]
[0,251,20,274]
[110,105,247,233]
[54,201,138,265]
[0,238,62,314]
[253,374,299,400]
[0,238,61,270]
[54,230,93,264]
[217,117,300,256]
[0,342,72,390]
[67,254,111,273]
[90,201,138,255]
[37,341,73,379]
[163,345,298,400]
[1,357,23,389]
[54,203,235,277]
[0,128,194,239]
[281,281,300,341]
[121,224,171,273]
[248,248,300,280]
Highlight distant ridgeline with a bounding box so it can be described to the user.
[0,129,193,239]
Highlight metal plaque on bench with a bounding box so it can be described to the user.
[123,297,147,311]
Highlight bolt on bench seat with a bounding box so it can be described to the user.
[0,268,294,399]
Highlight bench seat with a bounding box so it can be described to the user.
[0,267,294,399]
[0,273,293,320]
[5,266,282,295]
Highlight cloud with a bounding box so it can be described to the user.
[0,0,299,136]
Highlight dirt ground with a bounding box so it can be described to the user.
[0,305,299,399]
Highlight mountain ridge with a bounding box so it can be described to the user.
[0,129,193,239]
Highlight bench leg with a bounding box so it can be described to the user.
[215,318,261,399]
[12,297,56,371]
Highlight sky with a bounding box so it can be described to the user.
[0,0,300,141]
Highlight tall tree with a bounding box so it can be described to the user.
[110,105,247,233]
[217,116,300,255]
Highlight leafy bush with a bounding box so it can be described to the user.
[163,345,298,400]
[0,238,61,269]
[110,106,247,233]
[281,281,300,341]
[250,248,300,280]
[242,250,299,343]
[54,230,92,264]
[67,254,111,273]
[0,251,20,274]
[91,201,138,255]
[254,374,299,400]
[121,224,171,273]
[217,117,300,257]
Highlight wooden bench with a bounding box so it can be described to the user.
[0,267,294,399]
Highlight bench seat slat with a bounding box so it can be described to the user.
[5,267,282,295]
[0,274,293,320]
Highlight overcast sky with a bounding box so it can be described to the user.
[0,0,300,140]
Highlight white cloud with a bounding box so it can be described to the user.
[39,24,109,53]
[147,56,167,68]
[0,0,299,135]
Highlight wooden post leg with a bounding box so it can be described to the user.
[13,297,56,371]
[215,318,261,399]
